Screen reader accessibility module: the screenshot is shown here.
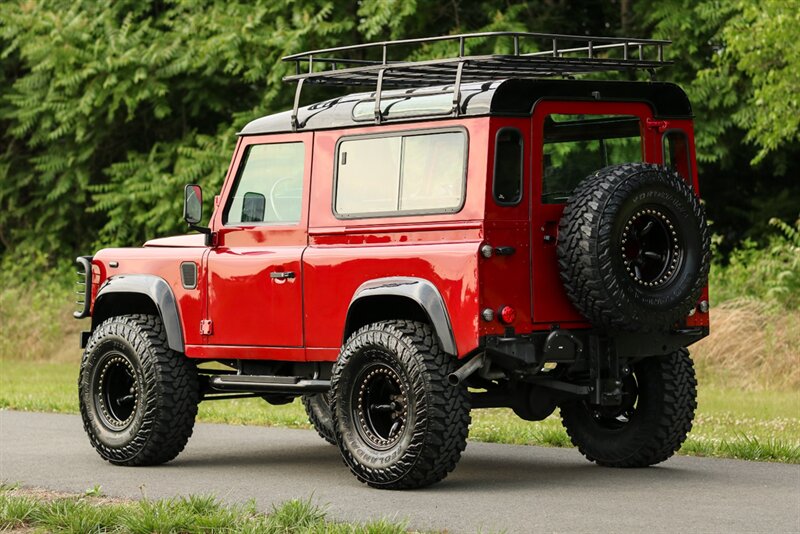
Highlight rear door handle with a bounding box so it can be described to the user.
[270,271,295,280]
[543,220,558,245]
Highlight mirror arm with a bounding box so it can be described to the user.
[188,224,216,247]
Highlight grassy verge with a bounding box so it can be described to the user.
[2,358,798,463]
[0,484,409,533]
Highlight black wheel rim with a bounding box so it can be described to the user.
[588,374,639,430]
[94,351,140,430]
[621,207,682,288]
[352,361,408,450]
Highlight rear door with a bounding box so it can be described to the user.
[206,133,312,349]
[530,101,657,326]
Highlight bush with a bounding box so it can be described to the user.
[710,216,800,309]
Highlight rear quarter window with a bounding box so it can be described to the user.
[493,128,523,205]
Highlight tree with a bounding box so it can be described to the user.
[646,0,800,248]
[0,0,796,267]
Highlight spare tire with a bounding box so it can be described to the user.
[557,163,710,331]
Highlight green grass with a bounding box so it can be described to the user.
[0,486,410,533]
[3,358,798,463]
[471,390,800,463]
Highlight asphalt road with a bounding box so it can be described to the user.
[1,411,798,533]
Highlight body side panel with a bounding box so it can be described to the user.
[303,241,481,359]
[302,118,490,359]
[91,247,208,348]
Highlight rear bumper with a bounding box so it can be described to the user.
[481,326,709,371]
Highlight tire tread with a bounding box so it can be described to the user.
[79,314,199,466]
[331,320,470,489]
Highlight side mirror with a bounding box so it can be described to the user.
[183,184,214,246]
[183,184,203,225]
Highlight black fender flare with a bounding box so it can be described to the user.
[347,277,457,355]
[93,275,185,353]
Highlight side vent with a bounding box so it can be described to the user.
[181,262,198,289]
[74,256,93,318]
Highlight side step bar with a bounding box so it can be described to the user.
[207,375,330,394]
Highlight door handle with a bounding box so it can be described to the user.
[270,271,295,280]
[543,220,558,245]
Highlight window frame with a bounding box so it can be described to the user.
[332,126,469,220]
[492,127,524,206]
[221,141,307,228]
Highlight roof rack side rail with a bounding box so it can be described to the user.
[283,31,671,129]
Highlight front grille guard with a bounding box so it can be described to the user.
[74,256,93,319]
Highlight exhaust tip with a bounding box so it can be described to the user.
[447,374,461,386]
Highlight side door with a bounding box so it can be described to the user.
[530,101,658,326]
[206,132,312,350]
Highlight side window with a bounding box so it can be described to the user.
[663,130,692,181]
[336,137,401,215]
[493,128,523,205]
[224,142,305,225]
[335,130,466,218]
[542,114,642,204]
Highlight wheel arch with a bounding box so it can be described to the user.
[92,275,185,353]
[344,277,457,355]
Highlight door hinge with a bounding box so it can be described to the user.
[200,319,213,336]
[646,118,670,133]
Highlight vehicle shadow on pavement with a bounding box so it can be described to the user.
[172,441,343,470]
[167,436,708,492]
[441,454,708,492]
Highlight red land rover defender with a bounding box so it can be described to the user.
[75,32,710,489]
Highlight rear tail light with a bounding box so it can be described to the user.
[499,305,516,324]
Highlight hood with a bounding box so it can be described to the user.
[143,234,206,248]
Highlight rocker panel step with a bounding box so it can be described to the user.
[208,375,330,394]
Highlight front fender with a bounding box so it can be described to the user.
[93,275,185,353]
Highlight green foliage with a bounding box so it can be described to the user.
[651,0,800,165]
[0,0,356,254]
[0,0,797,265]
[645,0,800,247]
[0,492,37,529]
[84,485,103,497]
[646,0,740,164]
[0,490,410,533]
[710,0,800,163]
[711,216,800,309]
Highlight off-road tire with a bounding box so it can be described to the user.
[560,349,697,467]
[79,314,199,466]
[330,320,470,489]
[302,393,336,445]
[558,163,710,331]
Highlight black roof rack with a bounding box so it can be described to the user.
[282,31,671,130]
